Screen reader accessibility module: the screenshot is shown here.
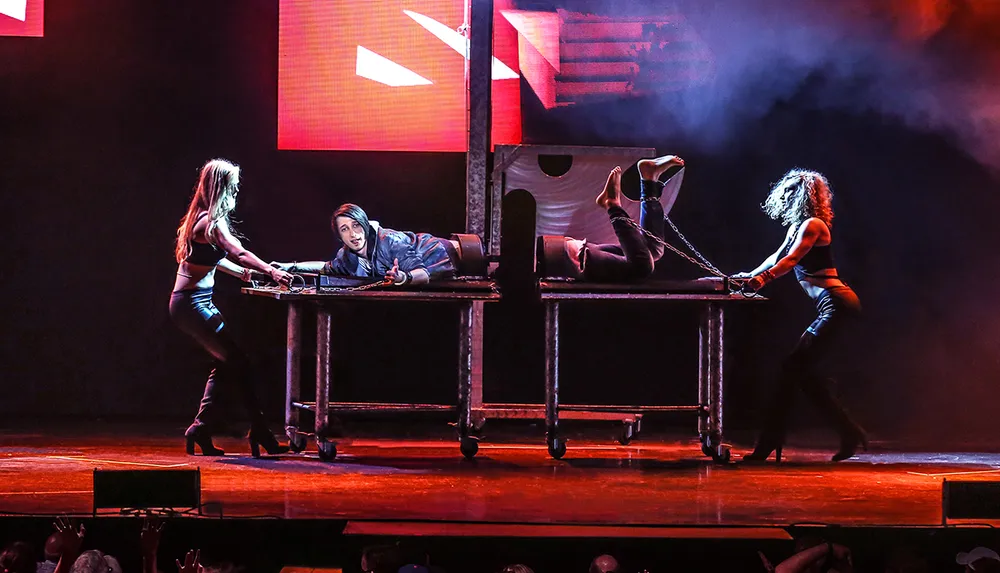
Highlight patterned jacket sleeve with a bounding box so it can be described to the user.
[324,248,353,275]
[383,231,426,274]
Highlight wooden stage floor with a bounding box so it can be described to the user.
[2,424,1000,529]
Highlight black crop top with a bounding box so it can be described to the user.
[187,240,226,266]
[184,213,227,266]
[781,239,837,280]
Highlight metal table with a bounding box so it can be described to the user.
[537,279,764,462]
[243,283,500,460]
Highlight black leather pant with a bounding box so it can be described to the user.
[169,288,265,431]
[582,179,666,282]
[759,285,864,443]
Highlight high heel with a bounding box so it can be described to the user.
[831,430,869,462]
[742,440,783,463]
[184,425,225,456]
[247,428,290,458]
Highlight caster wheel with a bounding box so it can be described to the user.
[288,433,307,454]
[459,436,479,459]
[547,437,567,460]
[317,439,337,461]
[711,445,731,464]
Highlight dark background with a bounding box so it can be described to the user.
[2,0,999,446]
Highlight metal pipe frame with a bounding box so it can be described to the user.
[465,0,492,241]
[457,301,475,438]
[697,302,725,446]
[268,287,732,457]
[544,301,560,442]
[285,304,302,441]
[540,299,727,457]
[709,302,725,445]
[315,308,332,438]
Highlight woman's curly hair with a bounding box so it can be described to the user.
[761,169,834,228]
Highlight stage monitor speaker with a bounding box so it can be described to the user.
[93,469,201,514]
[942,479,1000,521]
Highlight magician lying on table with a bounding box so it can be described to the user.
[270,203,459,286]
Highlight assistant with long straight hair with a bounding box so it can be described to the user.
[169,158,293,458]
[736,169,867,463]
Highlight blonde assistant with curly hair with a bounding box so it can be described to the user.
[735,168,867,463]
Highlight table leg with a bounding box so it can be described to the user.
[458,302,477,458]
[706,302,730,462]
[710,302,725,445]
[470,300,485,431]
[697,305,709,441]
[544,301,565,459]
[285,303,303,449]
[315,307,336,460]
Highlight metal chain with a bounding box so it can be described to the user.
[251,277,393,293]
[610,215,764,297]
[663,215,726,277]
[325,279,393,292]
[610,215,728,278]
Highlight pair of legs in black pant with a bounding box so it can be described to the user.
[582,161,675,282]
[169,287,287,457]
[746,285,867,462]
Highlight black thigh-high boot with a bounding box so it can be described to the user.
[744,365,798,462]
[800,376,868,461]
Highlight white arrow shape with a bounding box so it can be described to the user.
[0,0,27,22]
[403,9,519,80]
[356,46,433,87]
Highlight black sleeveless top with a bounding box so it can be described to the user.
[185,213,227,266]
[782,236,837,280]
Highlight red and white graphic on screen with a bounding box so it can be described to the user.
[278,0,521,152]
[0,0,43,37]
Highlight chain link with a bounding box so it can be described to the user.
[610,215,728,279]
[326,279,393,292]
[251,276,393,293]
[609,215,763,297]
[663,215,726,277]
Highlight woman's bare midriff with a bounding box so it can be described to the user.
[173,262,217,292]
[799,268,846,299]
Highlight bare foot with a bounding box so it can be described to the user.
[637,154,684,182]
[596,166,622,210]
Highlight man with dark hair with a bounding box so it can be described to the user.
[272,203,459,285]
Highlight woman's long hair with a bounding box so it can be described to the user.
[175,159,241,263]
[761,169,834,228]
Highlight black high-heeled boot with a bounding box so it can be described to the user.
[185,424,225,456]
[247,424,290,458]
[742,434,784,463]
[832,426,869,462]
[802,377,868,462]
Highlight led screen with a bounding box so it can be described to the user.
[278,0,521,152]
[0,0,43,37]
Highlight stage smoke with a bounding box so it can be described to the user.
[560,0,1000,172]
